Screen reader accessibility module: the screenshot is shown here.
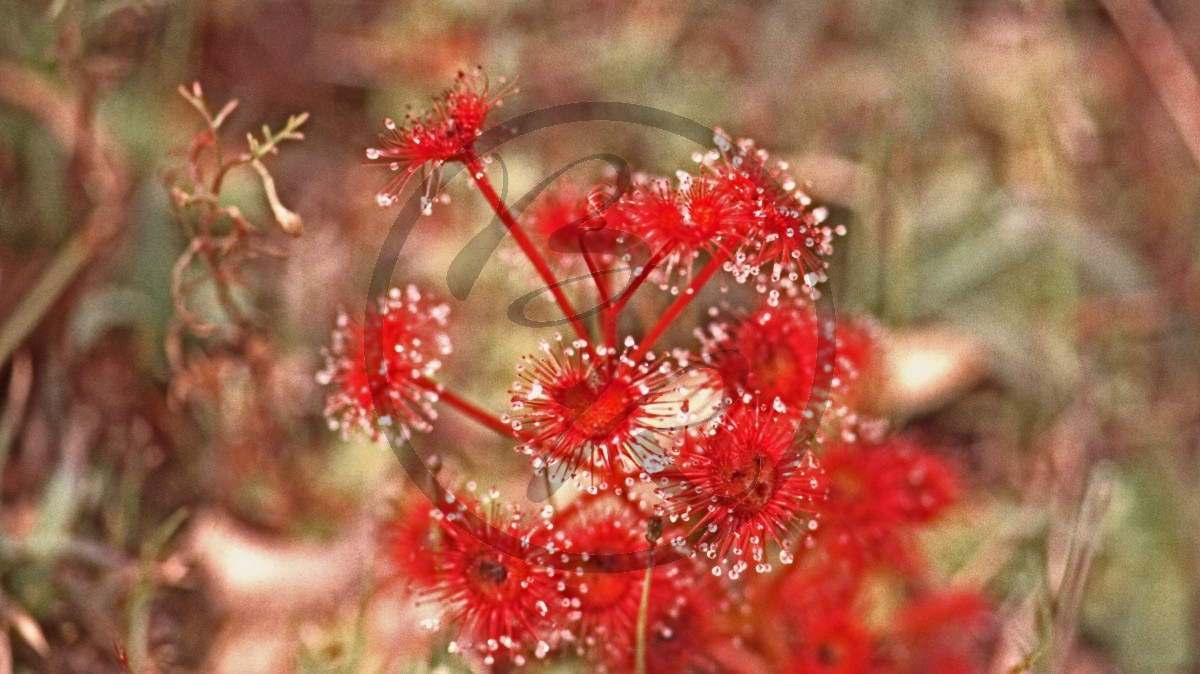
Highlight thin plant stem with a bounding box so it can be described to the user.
[602,301,620,349]
[414,376,520,440]
[628,249,728,363]
[0,60,127,369]
[542,470,556,511]
[579,235,611,310]
[1050,463,1116,674]
[0,351,33,474]
[0,233,91,369]
[578,231,614,348]
[602,247,668,348]
[608,247,667,316]
[464,152,593,347]
[634,545,655,674]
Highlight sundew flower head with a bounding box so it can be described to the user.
[655,398,826,577]
[367,67,517,208]
[318,284,451,441]
[507,335,712,491]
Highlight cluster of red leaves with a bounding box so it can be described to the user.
[523,140,834,290]
[320,71,992,673]
[374,434,988,672]
[746,436,990,674]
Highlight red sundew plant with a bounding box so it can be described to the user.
[418,499,563,668]
[368,67,519,208]
[623,171,754,285]
[318,285,452,440]
[654,399,825,576]
[814,438,962,575]
[545,496,707,666]
[700,296,881,420]
[507,337,687,492]
[709,137,835,288]
[319,69,993,672]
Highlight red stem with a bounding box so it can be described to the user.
[580,235,611,308]
[602,294,620,348]
[464,152,593,347]
[608,247,668,319]
[415,376,519,440]
[628,250,728,363]
[601,247,666,349]
[578,231,613,347]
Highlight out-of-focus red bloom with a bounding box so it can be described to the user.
[556,506,646,657]
[368,68,516,207]
[703,297,879,417]
[702,299,819,414]
[525,183,592,254]
[625,173,750,284]
[814,438,959,573]
[508,337,696,487]
[887,443,961,524]
[656,400,825,575]
[318,285,451,440]
[418,500,562,667]
[831,317,885,414]
[603,579,730,674]
[781,608,873,674]
[378,493,442,590]
[523,182,636,274]
[832,316,880,394]
[883,590,991,674]
[754,563,871,673]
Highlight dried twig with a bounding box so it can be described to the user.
[0,351,33,472]
[165,84,307,347]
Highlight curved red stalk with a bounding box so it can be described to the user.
[628,249,729,363]
[578,230,613,348]
[464,152,594,354]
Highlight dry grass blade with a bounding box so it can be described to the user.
[0,351,32,471]
[0,60,130,368]
[1050,463,1117,674]
[1100,0,1200,171]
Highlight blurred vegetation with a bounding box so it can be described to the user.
[1,0,1199,672]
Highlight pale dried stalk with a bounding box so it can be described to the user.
[1100,0,1200,170]
[1050,463,1116,674]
